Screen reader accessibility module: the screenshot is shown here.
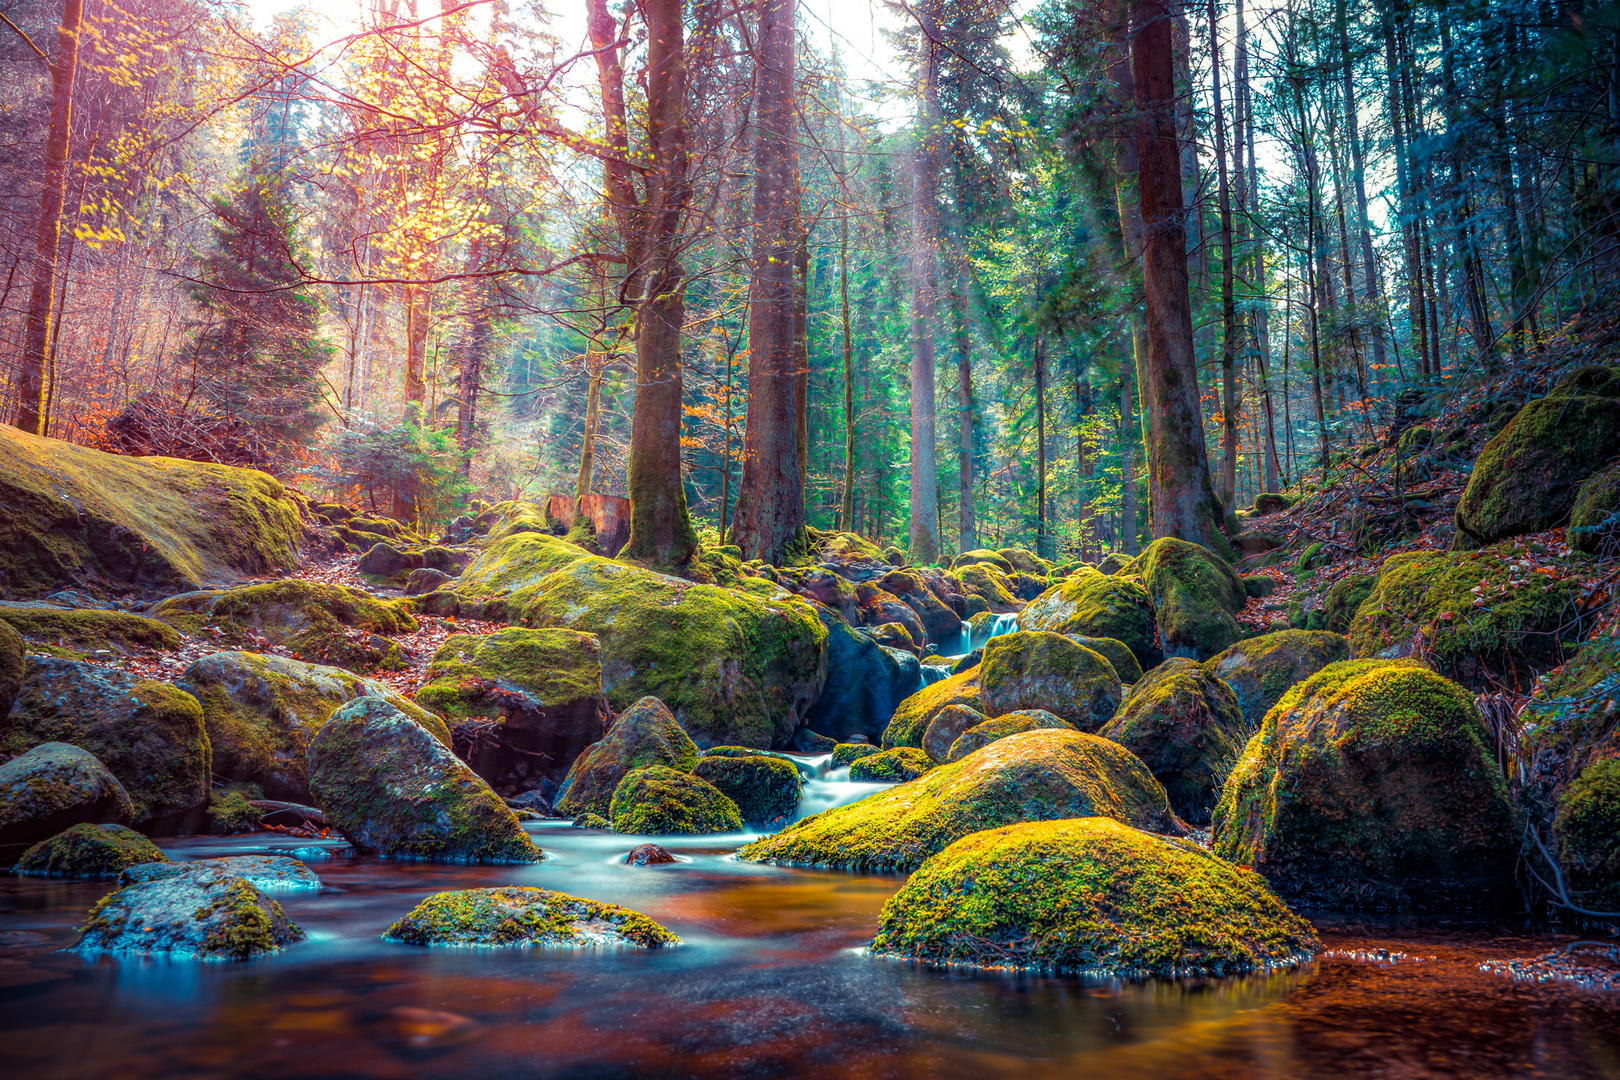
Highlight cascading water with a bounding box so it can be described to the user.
[973,611,1021,650]
[919,663,952,685]
[781,752,893,821]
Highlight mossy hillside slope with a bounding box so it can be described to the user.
[554,696,701,819]
[978,630,1122,733]
[179,651,450,803]
[1136,537,1247,660]
[608,765,744,834]
[385,886,680,948]
[738,728,1181,874]
[1205,630,1350,727]
[1212,660,1518,909]
[15,822,168,879]
[0,425,304,599]
[1017,569,1158,670]
[870,817,1318,977]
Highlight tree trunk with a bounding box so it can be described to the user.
[1035,335,1048,559]
[1208,0,1238,511]
[1132,0,1228,554]
[1336,0,1389,390]
[952,258,976,551]
[907,4,942,564]
[15,0,83,435]
[1118,367,1138,554]
[838,197,857,533]
[586,0,644,300]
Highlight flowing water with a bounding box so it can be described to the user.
[3,765,1619,1079]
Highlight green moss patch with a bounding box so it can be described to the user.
[947,711,1074,762]
[15,822,168,879]
[882,668,982,750]
[832,742,881,767]
[691,755,801,825]
[1017,570,1158,670]
[1570,460,1620,556]
[849,746,935,782]
[1136,537,1247,660]
[608,765,743,834]
[1553,758,1620,911]
[384,886,679,948]
[978,631,1122,733]
[0,605,179,660]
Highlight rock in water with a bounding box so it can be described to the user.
[1204,630,1350,727]
[849,746,935,782]
[946,711,1075,762]
[1554,758,1620,912]
[0,742,134,850]
[869,817,1318,977]
[607,766,743,835]
[1098,658,1248,825]
[626,843,675,866]
[14,822,167,879]
[1212,660,1518,909]
[384,886,680,948]
[75,863,303,960]
[307,697,542,864]
[739,728,1180,874]
[691,755,801,826]
[977,631,1122,733]
[1017,570,1159,671]
[1135,537,1246,660]
[554,697,700,819]
[180,651,451,803]
[832,743,881,768]
[801,608,918,744]
[121,855,321,891]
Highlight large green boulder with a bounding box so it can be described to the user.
[946,710,1074,762]
[1212,660,1518,909]
[1017,569,1158,670]
[869,817,1318,976]
[1136,537,1246,660]
[691,755,801,826]
[415,627,608,792]
[554,696,701,819]
[978,630,1122,733]
[608,765,743,834]
[439,530,594,616]
[0,742,133,851]
[151,581,417,673]
[179,651,450,803]
[848,746,935,781]
[1569,460,1620,555]
[951,549,1014,575]
[1098,658,1246,824]
[738,728,1181,874]
[1072,635,1143,684]
[0,619,20,718]
[951,563,1022,614]
[75,863,303,960]
[0,425,305,599]
[385,886,680,948]
[1347,549,1581,688]
[1454,394,1620,548]
[15,822,168,879]
[881,668,981,750]
[307,697,542,863]
[4,659,209,833]
[0,605,178,660]
[1204,630,1350,727]
[1553,758,1620,912]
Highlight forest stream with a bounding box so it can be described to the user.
[3,759,1618,1080]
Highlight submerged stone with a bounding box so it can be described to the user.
[384,886,680,948]
[76,863,303,960]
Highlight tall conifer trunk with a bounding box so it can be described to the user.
[907,2,943,564]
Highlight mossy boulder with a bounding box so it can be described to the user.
[1322,576,1376,634]
[951,563,1021,614]
[1550,364,1620,398]
[415,627,608,792]
[691,755,801,826]
[75,863,303,960]
[1454,395,1620,548]
[14,822,167,879]
[738,728,1181,874]
[207,790,263,834]
[1520,632,1620,787]
[921,704,989,763]
[1211,660,1518,909]
[1136,537,1246,660]
[878,569,963,646]
[179,651,450,803]
[4,660,209,833]
[849,746,935,782]
[607,765,743,835]
[440,530,594,615]
[1346,549,1582,688]
[1204,630,1350,727]
[977,631,1122,733]
[122,854,320,891]
[1570,460,1620,556]
[0,425,305,599]
[869,817,1318,976]
[951,549,1014,574]
[0,619,20,718]
[307,697,542,863]
[881,668,981,750]
[0,604,179,661]
[832,742,881,767]
[946,710,1075,762]
[0,742,133,851]
[1017,569,1158,670]
[997,548,1049,575]
[384,886,680,948]
[1098,658,1247,824]
[1553,758,1620,911]
[554,697,701,819]
[1071,635,1143,684]
[151,581,417,673]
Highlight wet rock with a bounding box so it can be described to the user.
[1018,569,1159,670]
[740,728,1181,873]
[950,648,983,675]
[831,742,881,768]
[554,697,700,819]
[626,843,675,866]
[946,710,1075,762]
[4,661,208,834]
[869,817,1317,976]
[1136,537,1246,660]
[854,584,927,646]
[1204,629,1350,727]
[571,812,612,829]
[384,886,679,948]
[504,790,556,817]
[801,607,917,744]
[76,862,304,959]
[691,755,801,826]
[790,727,838,753]
[978,630,1122,733]
[308,697,542,864]
[14,822,166,879]
[607,765,742,835]
[881,669,981,750]
[849,746,935,782]
[921,704,989,763]
[877,569,961,647]
[122,854,321,891]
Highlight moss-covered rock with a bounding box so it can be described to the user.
[122,854,320,891]
[572,812,612,830]
[869,817,1318,976]
[0,743,133,851]
[738,728,1181,874]
[951,563,1022,614]
[921,704,989,763]
[997,548,1049,575]
[75,863,303,960]
[415,628,608,792]
[1071,635,1143,684]
[384,886,680,948]
[1322,576,1376,634]
[946,711,1074,762]
[0,604,179,661]
[151,581,417,673]
[978,631,1122,733]
[1553,758,1620,911]
[951,549,1014,574]
[1136,537,1247,660]
[878,569,963,646]
[1204,630,1350,727]
[1017,569,1159,670]
[832,742,881,768]
[179,651,449,803]
[1346,549,1582,687]
[554,697,701,819]
[1570,460,1620,556]
[4,660,209,833]
[1454,395,1620,548]
[848,746,935,782]
[1098,658,1247,824]
[881,669,981,750]
[442,530,594,615]
[207,789,263,834]
[1211,660,1518,909]
[607,765,743,834]
[691,755,801,826]
[0,425,305,599]
[307,697,542,863]
[0,619,20,718]
[14,822,167,879]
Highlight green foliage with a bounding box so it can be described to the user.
[322,409,470,530]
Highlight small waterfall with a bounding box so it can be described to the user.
[971,611,1022,650]
[791,766,892,821]
[938,620,973,659]
[919,663,952,686]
